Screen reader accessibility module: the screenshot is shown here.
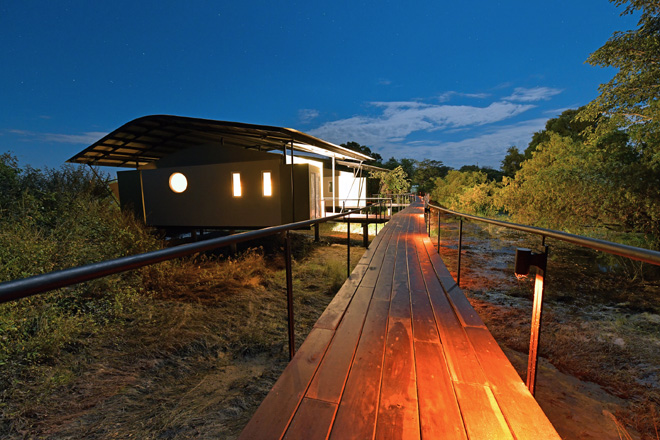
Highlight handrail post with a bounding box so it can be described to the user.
[437,209,441,253]
[314,222,320,242]
[284,231,295,360]
[457,218,463,287]
[347,213,351,278]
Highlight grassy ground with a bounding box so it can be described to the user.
[0,231,365,439]
[431,216,660,439]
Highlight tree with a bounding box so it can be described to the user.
[431,170,499,215]
[340,141,383,165]
[412,159,451,193]
[382,157,400,170]
[579,0,660,158]
[500,146,525,177]
[459,165,504,182]
[525,107,593,158]
[497,132,660,242]
[369,166,410,195]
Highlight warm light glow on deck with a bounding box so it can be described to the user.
[232,173,242,197]
[263,171,272,196]
[168,172,187,193]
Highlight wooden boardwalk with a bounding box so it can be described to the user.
[240,203,561,439]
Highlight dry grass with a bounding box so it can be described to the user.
[1,233,365,439]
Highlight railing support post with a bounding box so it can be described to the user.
[347,215,351,278]
[437,209,441,253]
[284,231,295,360]
[526,246,548,396]
[314,222,320,242]
[363,222,369,248]
[457,218,463,287]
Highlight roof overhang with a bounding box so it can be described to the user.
[336,160,388,173]
[67,114,372,168]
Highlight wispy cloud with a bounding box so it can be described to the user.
[8,129,106,144]
[437,91,490,102]
[376,118,548,169]
[298,108,320,123]
[503,86,562,102]
[306,85,563,168]
[309,100,534,146]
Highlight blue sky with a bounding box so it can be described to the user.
[0,1,639,173]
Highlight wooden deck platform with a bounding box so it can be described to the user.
[240,203,561,439]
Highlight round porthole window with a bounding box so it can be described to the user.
[169,172,188,193]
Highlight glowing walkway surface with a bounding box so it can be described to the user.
[240,202,561,439]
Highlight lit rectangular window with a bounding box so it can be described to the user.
[232,173,242,197]
[263,171,272,196]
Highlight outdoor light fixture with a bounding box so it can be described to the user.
[232,173,242,197]
[514,248,547,278]
[168,172,188,193]
[263,171,272,196]
[514,246,549,397]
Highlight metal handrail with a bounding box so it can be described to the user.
[429,204,660,266]
[0,206,379,360]
[0,208,366,304]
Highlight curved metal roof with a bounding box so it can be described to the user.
[67,114,372,168]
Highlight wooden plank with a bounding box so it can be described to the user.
[372,234,398,301]
[306,286,374,403]
[238,327,334,440]
[283,397,336,440]
[360,226,396,289]
[329,298,390,439]
[413,239,488,385]
[408,237,439,343]
[414,341,468,440]
[419,234,485,327]
[388,221,411,321]
[421,236,486,328]
[454,382,514,440]
[314,263,368,330]
[375,319,420,440]
[410,288,439,343]
[465,327,561,440]
[372,211,406,301]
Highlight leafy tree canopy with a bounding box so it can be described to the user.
[579,0,660,160]
[500,146,525,177]
[381,157,416,179]
[459,165,504,182]
[431,170,499,216]
[412,159,451,194]
[369,166,410,195]
[525,107,593,158]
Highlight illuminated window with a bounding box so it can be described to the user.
[169,172,187,193]
[263,171,272,196]
[232,172,242,197]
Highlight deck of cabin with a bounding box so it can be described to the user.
[240,202,561,439]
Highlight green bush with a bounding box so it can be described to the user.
[431,170,500,216]
[0,154,162,401]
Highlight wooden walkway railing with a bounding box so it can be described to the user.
[240,202,561,439]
